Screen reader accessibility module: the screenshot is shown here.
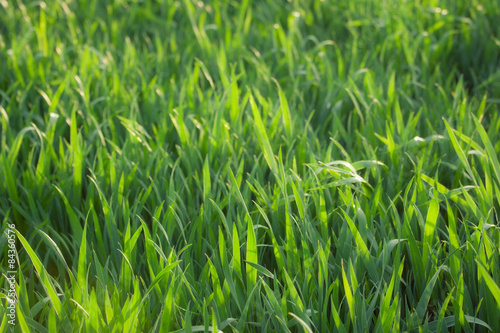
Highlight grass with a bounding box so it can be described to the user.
[1,0,500,331]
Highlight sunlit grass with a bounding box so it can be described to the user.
[1,0,500,332]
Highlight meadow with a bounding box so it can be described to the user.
[1,0,500,331]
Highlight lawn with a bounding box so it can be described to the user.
[1,0,500,332]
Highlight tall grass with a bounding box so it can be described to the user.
[1,0,500,331]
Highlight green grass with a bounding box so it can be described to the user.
[1,0,500,331]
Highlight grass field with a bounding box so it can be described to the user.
[1,0,500,331]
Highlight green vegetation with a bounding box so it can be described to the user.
[1,0,500,331]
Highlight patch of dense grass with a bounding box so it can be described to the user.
[1,0,500,331]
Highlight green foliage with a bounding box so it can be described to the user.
[1,0,500,331]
